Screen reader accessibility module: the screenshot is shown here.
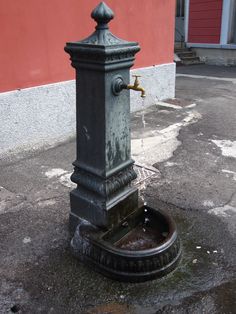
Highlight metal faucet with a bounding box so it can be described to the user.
[126,75,146,98]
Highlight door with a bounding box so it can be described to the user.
[175,0,185,42]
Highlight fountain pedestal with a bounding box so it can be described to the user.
[65,2,181,282]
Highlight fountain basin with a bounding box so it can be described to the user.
[71,205,181,282]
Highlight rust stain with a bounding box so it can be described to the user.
[85,302,134,314]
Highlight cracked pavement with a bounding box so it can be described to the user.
[0,65,236,313]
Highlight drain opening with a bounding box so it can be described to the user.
[10,305,20,313]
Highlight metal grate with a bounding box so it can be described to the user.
[133,163,160,186]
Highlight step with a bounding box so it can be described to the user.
[177,51,196,58]
[181,56,200,62]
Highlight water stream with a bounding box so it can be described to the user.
[141,97,147,151]
[140,97,147,209]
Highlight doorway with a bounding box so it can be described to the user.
[175,0,185,43]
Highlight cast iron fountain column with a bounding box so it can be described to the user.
[65,2,140,231]
[65,2,181,282]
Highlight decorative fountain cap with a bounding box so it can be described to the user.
[91,2,114,29]
[65,1,140,68]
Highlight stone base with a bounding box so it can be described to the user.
[70,186,139,231]
[0,63,175,156]
[71,205,181,282]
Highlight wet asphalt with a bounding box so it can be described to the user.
[0,65,236,313]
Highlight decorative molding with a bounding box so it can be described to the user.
[65,45,140,69]
[80,30,129,46]
[71,165,137,197]
[73,235,181,273]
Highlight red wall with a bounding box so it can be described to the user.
[188,0,223,43]
[0,0,175,93]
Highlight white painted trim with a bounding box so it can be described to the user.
[184,0,190,42]
[187,43,236,49]
[187,43,221,48]
[221,44,236,49]
[220,0,234,44]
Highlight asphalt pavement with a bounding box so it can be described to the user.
[0,65,236,313]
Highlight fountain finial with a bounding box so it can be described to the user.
[91,2,114,29]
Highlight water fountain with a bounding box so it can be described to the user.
[65,2,181,282]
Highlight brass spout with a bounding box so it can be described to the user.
[126,75,146,98]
